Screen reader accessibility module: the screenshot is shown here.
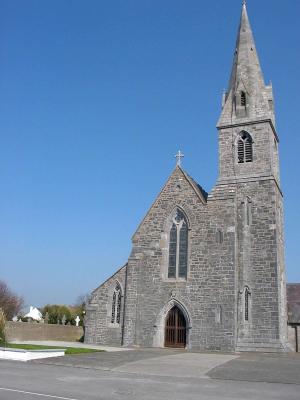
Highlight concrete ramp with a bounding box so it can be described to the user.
[113,352,238,378]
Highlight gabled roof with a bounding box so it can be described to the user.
[132,166,207,240]
[179,167,208,203]
[91,263,127,296]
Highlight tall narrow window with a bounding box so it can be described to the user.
[179,220,188,278]
[244,287,250,321]
[111,283,122,324]
[168,209,188,279]
[238,131,253,163]
[216,229,223,244]
[246,198,252,226]
[241,91,246,106]
[168,224,177,278]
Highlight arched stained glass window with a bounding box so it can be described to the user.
[179,221,188,278]
[168,224,177,278]
[168,209,188,279]
[111,283,122,324]
[238,131,253,163]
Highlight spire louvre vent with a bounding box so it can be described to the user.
[237,131,253,164]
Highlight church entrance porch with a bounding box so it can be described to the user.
[164,306,187,348]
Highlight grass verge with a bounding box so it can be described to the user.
[4,343,104,355]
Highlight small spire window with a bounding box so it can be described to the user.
[240,91,246,107]
[238,131,253,163]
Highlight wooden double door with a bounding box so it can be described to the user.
[164,306,187,348]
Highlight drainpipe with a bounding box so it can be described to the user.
[295,325,299,353]
[121,264,128,346]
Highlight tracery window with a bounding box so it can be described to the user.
[111,283,122,324]
[238,131,253,163]
[168,209,188,279]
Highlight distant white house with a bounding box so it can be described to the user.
[24,306,42,321]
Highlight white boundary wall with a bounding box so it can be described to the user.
[0,347,65,361]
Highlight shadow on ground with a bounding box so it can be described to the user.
[33,348,300,385]
[32,348,183,370]
[208,352,300,385]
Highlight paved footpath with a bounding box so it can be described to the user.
[0,348,300,399]
[10,340,131,352]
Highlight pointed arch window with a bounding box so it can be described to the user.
[168,209,188,279]
[238,131,253,163]
[111,283,122,324]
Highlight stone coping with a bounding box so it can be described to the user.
[0,347,66,353]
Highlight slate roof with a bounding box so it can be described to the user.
[287,284,300,324]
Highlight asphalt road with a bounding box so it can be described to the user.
[0,350,299,400]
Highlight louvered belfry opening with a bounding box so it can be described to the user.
[238,131,253,163]
[240,91,246,106]
[165,306,187,348]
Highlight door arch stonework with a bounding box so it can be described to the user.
[153,299,191,348]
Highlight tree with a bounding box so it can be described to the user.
[42,304,73,325]
[0,308,6,344]
[0,280,24,320]
[72,293,91,325]
[74,293,91,311]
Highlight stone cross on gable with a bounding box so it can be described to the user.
[175,150,184,167]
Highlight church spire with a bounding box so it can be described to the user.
[218,2,275,127]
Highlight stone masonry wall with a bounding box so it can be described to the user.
[218,122,279,184]
[235,179,286,349]
[84,265,126,346]
[123,167,236,351]
[5,322,83,342]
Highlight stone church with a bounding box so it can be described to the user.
[85,2,288,352]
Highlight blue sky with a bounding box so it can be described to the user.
[0,0,299,308]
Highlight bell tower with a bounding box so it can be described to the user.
[217,1,280,186]
[216,2,288,351]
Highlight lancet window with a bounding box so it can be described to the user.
[238,131,253,163]
[168,209,188,279]
[111,283,122,324]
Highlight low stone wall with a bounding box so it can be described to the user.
[5,322,84,342]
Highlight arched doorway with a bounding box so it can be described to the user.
[164,306,187,348]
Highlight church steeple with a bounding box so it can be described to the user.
[218,2,275,127]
